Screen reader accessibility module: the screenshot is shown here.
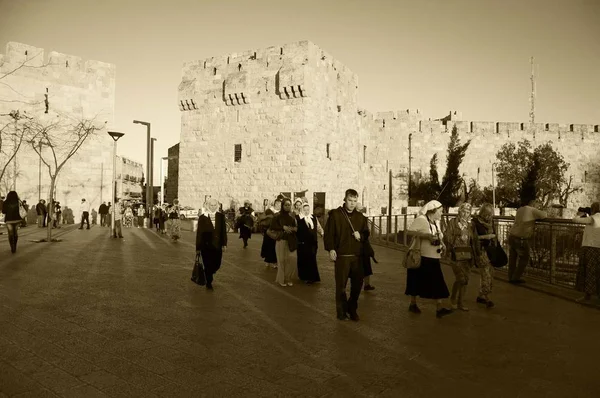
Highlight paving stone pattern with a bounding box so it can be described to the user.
[0,225,599,397]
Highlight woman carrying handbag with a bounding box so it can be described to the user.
[405,200,453,318]
[472,203,502,308]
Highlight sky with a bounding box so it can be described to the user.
[1,0,599,185]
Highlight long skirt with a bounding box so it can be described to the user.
[239,226,252,240]
[275,240,295,285]
[576,246,600,296]
[261,232,277,264]
[297,242,320,282]
[169,218,181,239]
[405,256,450,299]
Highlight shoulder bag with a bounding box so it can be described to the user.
[403,235,422,269]
[484,224,508,268]
[18,200,27,219]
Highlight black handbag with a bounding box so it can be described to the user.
[485,240,508,268]
[191,254,206,285]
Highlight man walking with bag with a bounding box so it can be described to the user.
[324,189,369,321]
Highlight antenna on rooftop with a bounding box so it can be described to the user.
[529,56,536,124]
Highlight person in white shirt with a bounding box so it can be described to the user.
[136,205,145,228]
[78,198,91,230]
[405,200,453,318]
[111,199,124,238]
[572,202,600,301]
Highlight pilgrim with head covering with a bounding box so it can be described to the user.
[443,202,474,311]
[471,203,497,308]
[196,198,228,290]
[260,198,281,268]
[270,197,298,287]
[296,203,324,284]
[405,200,453,318]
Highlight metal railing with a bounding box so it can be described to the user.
[365,214,584,289]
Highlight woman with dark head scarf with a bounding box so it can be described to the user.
[472,203,496,308]
[270,198,298,286]
[2,191,24,253]
[444,202,474,311]
[405,200,453,318]
[260,198,281,268]
[296,203,323,284]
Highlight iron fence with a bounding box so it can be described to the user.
[365,214,584,289]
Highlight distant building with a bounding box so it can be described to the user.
[116,156,143,201]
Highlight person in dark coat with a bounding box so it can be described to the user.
[324,189,370,321]
[35,199,47,228]
[2,191,24,253]
[296,203,324,284]
[98,202,108,227]
[260,199,281,268]
[196,198,228,290]
[237,200,255,248]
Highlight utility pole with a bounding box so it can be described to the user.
[529,56,535,124]
[100,162,103,203]
[408,133,413,203]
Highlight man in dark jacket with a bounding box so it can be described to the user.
[196,198,227,290]
[324,189,369,321]
[99,202,108,227]
[36,199,47,228]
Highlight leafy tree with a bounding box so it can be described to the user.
[495,139,577,208]
[464,178,494,207]
[408,154,441,206]
[427,153,441,199]
[439,125,471,209]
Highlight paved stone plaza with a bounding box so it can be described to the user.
[0,225,599,397]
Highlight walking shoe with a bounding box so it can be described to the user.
[206,284,213,290]
[278,282,287,287]
[485,300,495,308]
[436,308,453,318]
[364,285,375,291]
[408,303,421,314]
[287,282,293,287]
[337,313,349,321]
[476,296,488,304]
[349,312,360,322]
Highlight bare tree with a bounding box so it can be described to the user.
[25,112,104,242]
[557,175,582,208]
[0,110,31,190]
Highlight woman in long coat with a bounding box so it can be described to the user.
[296,203,324,284]
[260,199,281,268]
[2,191,24,253]
[237,201,254,248]
[196,198,227,290]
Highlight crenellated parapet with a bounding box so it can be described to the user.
[0,42,116,90]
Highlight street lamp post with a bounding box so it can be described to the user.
[150,137,157,206]
[133,120,152,217]
[108,131,125,238]
[492,162,497,211]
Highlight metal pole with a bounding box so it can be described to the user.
[492,163,496,210]
[112,139,117,237]
[388,169,392,239]
[100,162,103,204]
[150,138,156,207]
[38,141,42,199]
[408,133,413,203]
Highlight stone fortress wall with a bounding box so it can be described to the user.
[0,42,116,220]
[178,40,599,213]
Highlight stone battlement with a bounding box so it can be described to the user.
[0,42,116,88]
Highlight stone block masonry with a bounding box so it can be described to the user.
[178,40,599,213]
[0,42,116,220]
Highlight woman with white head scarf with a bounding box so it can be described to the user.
[405,200,452,318]
[296,203,324,284]
[260,198,281,268]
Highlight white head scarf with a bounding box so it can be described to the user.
[418,200,443,217]
[299,204,313,229]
